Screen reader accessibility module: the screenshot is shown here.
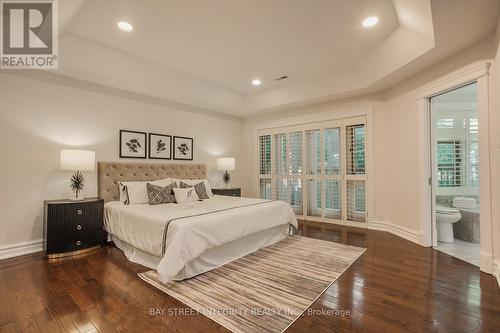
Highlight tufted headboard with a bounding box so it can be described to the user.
[98,161,207,203]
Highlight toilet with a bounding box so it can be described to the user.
[436,206,462,243]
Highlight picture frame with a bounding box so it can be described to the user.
[173,136,194,160]
[148,133,172,160]
[120,130,147,159]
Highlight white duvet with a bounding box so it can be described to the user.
[104,195,297,282]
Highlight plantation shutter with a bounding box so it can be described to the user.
[258,135,271,175]
[344,121,366,222]
[258,135,272,200]
[256,116,368,224]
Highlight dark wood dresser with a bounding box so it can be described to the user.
[212,188,241,197]
[43,197,105,260]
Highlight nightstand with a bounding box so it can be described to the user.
[43,197,106,261]
[212,188,241,197]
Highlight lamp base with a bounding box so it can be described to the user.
[69,197,85,202]
[222,171,231,188]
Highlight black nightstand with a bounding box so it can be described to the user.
[212,188,241,197]
[43,197,106,261]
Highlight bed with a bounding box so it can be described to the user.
[98,162,297,283]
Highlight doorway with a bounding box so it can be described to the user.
[430,82,480,266]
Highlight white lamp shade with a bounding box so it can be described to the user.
[60,150,96,171]
[217,157,235,171]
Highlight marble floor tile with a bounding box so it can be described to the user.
[434,239,480,267]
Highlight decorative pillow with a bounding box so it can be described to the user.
[119,178,172,205]
[172,178,213,197]
[147,182,177,205]
[173,187,200,204]
[180,181,210,199]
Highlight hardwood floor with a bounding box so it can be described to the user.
[1,220,499,333]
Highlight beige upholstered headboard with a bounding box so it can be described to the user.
[98,161,207,203]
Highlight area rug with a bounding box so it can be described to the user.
[139,235,366,333]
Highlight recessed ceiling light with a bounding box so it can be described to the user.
[117,21,133,32]
[362,16,379,28]
[252,79,262,86]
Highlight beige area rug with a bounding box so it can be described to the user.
[139,236,366,333]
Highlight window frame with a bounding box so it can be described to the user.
[257,116,368,224]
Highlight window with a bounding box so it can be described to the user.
[437,141,463,187]
[257,117,368,223]
[346,125,365,175]
[469,141,479,187]
[259,135,271,175]
[469,118,478,134]
[437,118,455,129]
[324,128,340,175]
[306,130,321,175]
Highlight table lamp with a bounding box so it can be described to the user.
[60,149,95,201]
[217,157,235,188]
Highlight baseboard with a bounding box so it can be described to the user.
[367,220,422,245]
[0,239,43,261]
[480,251,493,274]
[493,259,500,289]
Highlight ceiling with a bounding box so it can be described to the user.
[51,0,499,117]
[66,0,399,94]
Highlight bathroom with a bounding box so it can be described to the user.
[431,82,480,266]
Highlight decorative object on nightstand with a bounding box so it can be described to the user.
[60,149,96,201]
[212,187,241,197]
[217,157,235,188]
[43,197,105,261]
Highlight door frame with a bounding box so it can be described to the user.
[417,62,493,273]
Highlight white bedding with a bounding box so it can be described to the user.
[104,195,297,282]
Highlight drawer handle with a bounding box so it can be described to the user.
[77,210,83,215]
[77,225,82,231]
[76,240,81,246]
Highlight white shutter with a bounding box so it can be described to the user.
[346,124,365,175]
[275,178,288,202]
[469,141,479,187]
[306,130,321,175]
[307,179,321,217]
[274,133,287,175]
[288,131,303,174]
[259,178,272,199]
[325,180,341,219]
[256,116,368,224]
[289,179,303,214]
[324,127,340,175]
[258,135,271,175]
[437,140,464,187]
[347,180,366,222]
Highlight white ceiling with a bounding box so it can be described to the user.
[52,0,499,117]
[66,0,399,93]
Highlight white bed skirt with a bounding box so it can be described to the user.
[112,224,291,280]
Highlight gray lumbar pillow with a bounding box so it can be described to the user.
[179,181,210,199]
[147,182,177,205]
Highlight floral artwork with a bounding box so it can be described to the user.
[120,130,146,158]
[149,133,172,159]
[173,136,193,160]
[126,139,141,153]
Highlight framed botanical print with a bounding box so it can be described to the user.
[173,136,193,160]
[148,133,172,159]
[120,130,147,158]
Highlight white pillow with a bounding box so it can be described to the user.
[172,178,213,197]
[173,187,200,203]
[119,178,172,204]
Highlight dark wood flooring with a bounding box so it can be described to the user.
[1,220,499,333]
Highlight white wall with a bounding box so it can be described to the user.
[0,73,246,249]
[243,36,497,243]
